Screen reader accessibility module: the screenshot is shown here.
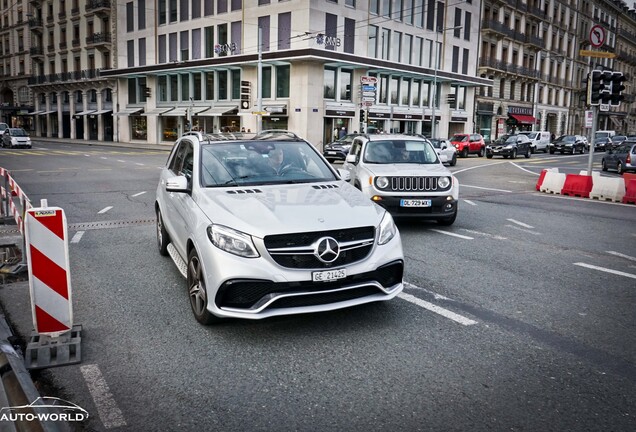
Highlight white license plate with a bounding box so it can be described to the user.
[327,151,337,155]
[312,268,346,282]
[400,199,432,207]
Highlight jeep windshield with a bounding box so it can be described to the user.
[363,140,440,164]
[450,135,468,142]
[200,141,338,186]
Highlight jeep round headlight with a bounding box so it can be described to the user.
[376,176,389,189]
[438,176,451,189]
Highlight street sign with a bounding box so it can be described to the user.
[590,25,605,48]
[599,103,610,112]
[361,96,376,102]
[585,110,593,128]
[579,49,616,59]
[362,101,373,107]
[360,76,378,85]
[362,91,376,97]
[362,85,376,91]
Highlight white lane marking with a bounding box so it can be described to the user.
[403,282,450,300]
[509,161,541,176]
[117,160,126,163]
[453,161,506,174]
[429,229,474,240]
[606,251,636,262]
[460,228,507,240]
[463,199,477,206]
[84,154,91,157]
[98,206,113,214]
[70,231,85,243]
[505,224,541,235]
[460,184,513,193]
[398,292,478,326]
[80,364,127,429]
[135,162,145,166]
[100,156,108,160]
[132,191,147,197]
[574,263,636,279]
[506,218,534,229]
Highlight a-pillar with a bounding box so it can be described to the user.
[56,91,63,139]
[97,90,104,141]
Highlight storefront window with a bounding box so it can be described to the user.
[170,75,178,101]
[205,72,214,100]
[324,67,336,99]
[181,74,189,101]
[276,65,290,98]
[163,116,178,140]
[159,76,168,101]
[218,70,228,100]
[131,115,147,140]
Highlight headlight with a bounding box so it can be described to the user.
[376,176,389,189]
[438,176,451,189]
[377,212,397,245]
[207,224,260,258]
[505,145,513,149]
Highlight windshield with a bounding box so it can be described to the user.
[555,136,575,143]
[450,135,468,142]
[200,141,338,186]
[504,136,521,144]
[595,132,611,139]
[363,140,439,164]
[8,128,27,136]
[520,132,537,139]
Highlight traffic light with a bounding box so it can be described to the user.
[609,72,626,106]
[447,93,456,106]
[345,84,351,100]
[144,87,151,98]
[240,80,251,110]
[360,109,366,123]
[587,70,612,105]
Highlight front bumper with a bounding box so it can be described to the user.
[486,147,514,157]
[323,149,348,160]
[371,195,457,218]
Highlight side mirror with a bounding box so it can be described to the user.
[337,168,351,182]
[441,144,447,150]
[345,154,358,164]
[165,175,189,192]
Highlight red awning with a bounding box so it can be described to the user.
[510,114,538,125]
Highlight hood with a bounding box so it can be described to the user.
[193,181,385,239]
[364,163,451,177]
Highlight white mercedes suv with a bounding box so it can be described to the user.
[342,134,459,225]
[155,132,404,324]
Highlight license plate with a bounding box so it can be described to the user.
[312,268,346,282]
[400,199,432,207]
[327,151,337,155]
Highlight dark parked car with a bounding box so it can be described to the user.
[594,137,612,152]
[323,133,362,162]
[486,134,532,159]
[602,141,636,174]
[549,135,585,154]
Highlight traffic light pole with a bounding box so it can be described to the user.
[587,105,598,176]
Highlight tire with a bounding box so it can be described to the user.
[602,159,608,171]
[437,211,457,226]
[580,146,584,154]
[531,146,536,154]
[478,147,484,157]
[544,147,549,153]
[549,149,555,154]
[449,154,457,166]
[525,148,531,158]
[187,249,220,325]
[156,208,170,256]
[511,149,517,159]
[486,154,493,159]
[461,148,469,158]
[617,162,624,175]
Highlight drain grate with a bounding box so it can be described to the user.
[68,219,155,230]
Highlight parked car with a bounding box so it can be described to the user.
[0,123,8,133]
[428,138,457,166]
[611,135,627,147]
[342,134,459,225]
[549,135,585,154]
[594,137,612,152]
[486,134,532,159]
[576,135,590,151]
[155,133,404,324]
[518,131,551,153]
[2,128,32,148]
[601,141,636,174]
[449,133,485,158]
[323,133,363,162]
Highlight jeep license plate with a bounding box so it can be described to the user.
[312,268,346,282]
[400,199,432,207]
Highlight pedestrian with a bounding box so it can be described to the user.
[339,126,346,139]
[334,127,339,140]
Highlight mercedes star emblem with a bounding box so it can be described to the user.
[315,237,340,263]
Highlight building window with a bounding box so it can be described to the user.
[159,0,166,25]
[18,86,29,104]
[262,66,272,98]
[169,0,177,22]
[381,28,390,60]
[340,69,352,101]
[344,18,355,54]
[205,72,214,100]
[180,31,189,61]
[158,34,167,63]
[411,80,420,106]
[217,24,228,56]
[127,40,134,67]
[128,78,137,103]
[126,2,134,32]
[278,12,291,50]
[192,0,201,18]
[325,13,337,52]
[462,48,469,75]
[452,46,459,73]
[204,26,214,57]
[218,70,228,100]
[368,25,378,58]
[401,79,410,105]
[192,28,201,59]
[181,74,190,100]
[193,73,202,100]
[379,74,389,104]
[324,67,336,99]
[276,65,290,98]
[180,0,188,21]
[231,69,241,99]
[170,75,178,101]
[218,0,227,13]
[158,76,168,101]
[258,16,270,52]
[231,0,242,11]
[499,79,505,99]
[464,11,471,41]
[204,0,214,15]
[390,77,399,104]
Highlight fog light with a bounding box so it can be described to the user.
[446,196,453,201]
[444,203,453,210]
[372,195,383,201]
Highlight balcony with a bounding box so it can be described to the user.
[29,0,43,6]
[522,34,544,48]
[86,0,111,17]
[28,17,44,32]
[479,57,542,80]
[28,69,102,85]
[59,42,68,51]
[72,39,81,48]
[58,11,67,21]
[30,46,44,58]
[47,44,55,52]
[71,7,80,16]
[527,6,546,19]
[482,19,515,39]
[86,32,111,51]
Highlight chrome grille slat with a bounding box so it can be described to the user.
[389,176,439,192]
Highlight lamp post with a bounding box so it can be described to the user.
[432,25,462,139]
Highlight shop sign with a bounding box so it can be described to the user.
[214,43,237,55]
[508,106,532,116]
[368,111,390,119]
[393,113,423,120]
[451,117,468,122]
[316,34,341,48]
[325,109,355,117]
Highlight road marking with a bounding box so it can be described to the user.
[117,160,126,163]
[135,162,145,166]
[463,199,477,206]
[403,282,451,300]
[132,191,147,197]
[429,229,474,240]
[88,168,113,171]
[398,292,478,326]
[506,218,534,229]
[505,224,541,235]
[70,231,85,243]
[80,364,127,429]
[460,228,507,240]
[574,262,636,280]
[98,206,113,214]
[606,251,636,262]
[101,156,108,159]
[509,161,540,175]
[452,161,506,174]
[461,184,513,193]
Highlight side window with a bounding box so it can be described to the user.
[350,140,363,158]
[168,142,188,174]
[168,139,195,187]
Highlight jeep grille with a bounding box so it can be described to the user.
[389,176,441,191]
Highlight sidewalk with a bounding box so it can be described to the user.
[33,136,173,152]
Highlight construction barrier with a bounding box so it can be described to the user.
[623,178,636,205]
[590,176,626,202]
[561,174,594,198]
[1,167,32,233]
[539,170,567,194]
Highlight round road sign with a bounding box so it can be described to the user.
[590,25,605,48]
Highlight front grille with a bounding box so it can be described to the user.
[215,260,403,309]
[389,176,440,192]
[264,226,375,269]
[270,286,380,309]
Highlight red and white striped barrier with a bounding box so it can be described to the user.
[24,200,73,336]
[1,166,32,232]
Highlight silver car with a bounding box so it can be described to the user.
[155,134,404,324]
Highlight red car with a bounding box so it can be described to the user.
[450,133,485,158]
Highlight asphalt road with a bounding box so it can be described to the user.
[0,142,634,432]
